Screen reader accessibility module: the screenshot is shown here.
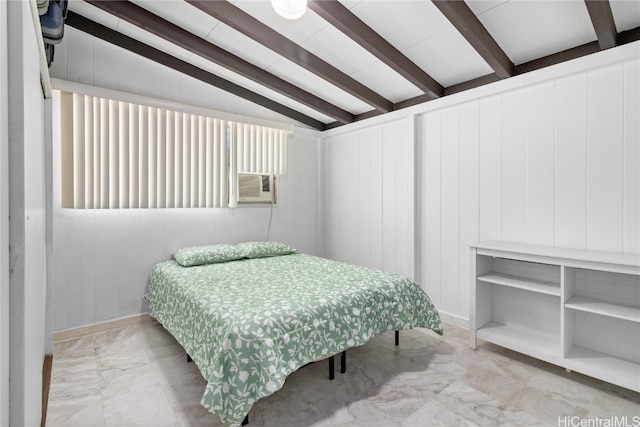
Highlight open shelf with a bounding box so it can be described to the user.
[476,322,559,358]
[565,296,640,323]
[477,273,560,296]
[566,346,640,392]
[471,241,640,393]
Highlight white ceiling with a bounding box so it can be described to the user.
[66,0,640,129]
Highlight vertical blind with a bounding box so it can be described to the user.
[235,122,287,176]
[60,91,288,209]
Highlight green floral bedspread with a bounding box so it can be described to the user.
[149,253,442,426]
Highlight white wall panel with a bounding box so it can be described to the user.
[458,101,480,321]
[94,213,121,321]
[66,213,96,327]
[356,130,372,268]
[369,127,384,270]
[501,90,528,242]
[383,120,412,276]
[323,118,413,278]
[343,133,360,266]
[420,111,441,305]
[555,73,587,249]
[623,60,640,254]
[586,65,624,252]
[291,135,321,255]
[479,96,502,241]
[381,123,397,273]
[440,107,461,316]
[526,82,555,246]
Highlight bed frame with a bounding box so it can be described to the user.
[214,330,401,426]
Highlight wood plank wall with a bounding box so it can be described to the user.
[322,117,415,279]
[324,58,639,325]
[421,60,639,323]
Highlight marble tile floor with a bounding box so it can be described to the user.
[47,319,640,427]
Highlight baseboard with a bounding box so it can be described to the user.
[438,312,469,329]
[41,354,53,427]
[53,313,154,342]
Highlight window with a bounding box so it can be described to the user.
[57,85,289,209]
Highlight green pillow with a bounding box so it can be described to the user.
[173,244,244,267]
[236,241,296,259]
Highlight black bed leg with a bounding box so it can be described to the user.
[340,351,346,374]
[241,414,249,426]
[395,330,399,346]
[328,355,335,380]
[187,354,192,363]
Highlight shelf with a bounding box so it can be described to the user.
[565,297,640,323]
[472,241,640,393]
[566,346,640,392]
[477,273,561,296]
[476,322,559,358]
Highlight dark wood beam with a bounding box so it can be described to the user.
[65,11,327,131]
[432,0,514,79]
[186,0,394,112]
[86,0,352,125]
[444,73,500,96]
[584,0,617,50]
[618,26,640,45]
[308,0,443,99]
[514,41,601,75]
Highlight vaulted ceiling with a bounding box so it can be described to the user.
[64,0,640,131]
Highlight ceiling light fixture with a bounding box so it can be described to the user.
[271,0,307,20]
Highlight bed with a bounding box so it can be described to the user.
[148,241,443,427]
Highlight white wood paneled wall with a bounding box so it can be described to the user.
[322,117,414,279]
[418,59,640,322]
[50,29,322,331]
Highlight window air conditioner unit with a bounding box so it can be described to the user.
[237,173,276,204]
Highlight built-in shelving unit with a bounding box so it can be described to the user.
[470,241,640,392]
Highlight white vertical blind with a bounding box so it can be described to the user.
[234,122,287,175]
[60,91,287,209]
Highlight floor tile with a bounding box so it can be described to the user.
[47,320,640,427]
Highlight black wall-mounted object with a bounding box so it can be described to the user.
[40,0,68,67]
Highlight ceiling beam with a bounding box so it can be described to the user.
[514,41,601,75]
[186,0,394,112]
[308,0,444,100]
[444,73,500,96]
[86,0,353,125]
[618,26,640,45]
[65,11,327,131]
[432,0,514,79]
[584,0,618,50]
